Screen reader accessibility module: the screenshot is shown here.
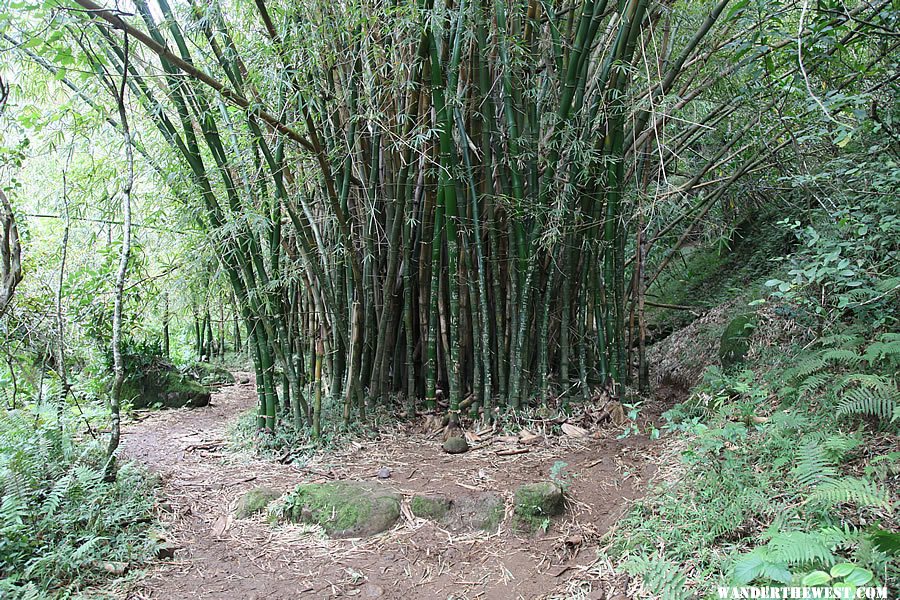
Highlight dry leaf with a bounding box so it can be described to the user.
[212,514,232,537]
[561,423,589,438]
[519,432,544,445]
[609,402,626,426]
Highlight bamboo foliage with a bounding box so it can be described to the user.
[46,0,895,433]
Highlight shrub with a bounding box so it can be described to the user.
[0,408,158,598]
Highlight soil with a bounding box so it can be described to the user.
[117,374,662,600]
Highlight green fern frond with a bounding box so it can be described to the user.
[41,471,73,518]
[818,334,863,349]
[791,356,827,381]
[821,348,862,367]
[864,339,900,366]
[0,474,29,531]
[623,556,691,600]
[836,373,891,391]
[809,477,892,509]
[799,373,831,397]
[837,387,899,423]
[793,441,837,487]
[822,433,860,461]
[817,524,862,549]
[768,531,837,566]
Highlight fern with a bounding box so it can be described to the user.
[792,441,837,487]
[798,373,831,398]
[623,556,691,600]
[818,332,864,349]
[863,338,900,366]
[836,373,891,391]
[790,356,827,381]
[808,477,892,509]
[836,386,899,424]
[41,472,73,519]
[0,408,158,595]
[767,531,837,566]
[821,348,862,367]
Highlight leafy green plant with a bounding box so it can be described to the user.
[549,461,576,492]
[0,408,158,597]
[764,194,899,332]
[622,556,691,600]
[731,528,887,591]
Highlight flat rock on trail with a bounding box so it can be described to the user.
[118,373,656,600]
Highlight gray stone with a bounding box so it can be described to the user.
[442,436,469,454]
[410,494,452,520]
[514,482,564,530]
[234,486,281,518]
[281,481,401,538]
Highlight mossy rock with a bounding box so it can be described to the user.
[450,492,504,532]
[235,486,281,518]
[410,492,504,532]
[719,313,757,368]
[513,482,564,531]
[182,362,235,387]
[410,494,452,520]
[282,482,400,538]
[123,369,211,409]
[442,436,469,454]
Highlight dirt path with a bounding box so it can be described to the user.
[119,375,658,600]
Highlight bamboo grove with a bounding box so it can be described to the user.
[19,0,894,435]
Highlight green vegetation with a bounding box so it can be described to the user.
[410,495,452,521]
[234,487,282,519]
[606,189,899,597]
[513,482,565,532]
[0,408,157,598]
[719,314,757,368]
[278,482,401,538]
[0,0,896,596]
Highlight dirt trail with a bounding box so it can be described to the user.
[120,374,658,600]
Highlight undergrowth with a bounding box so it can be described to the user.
[0,408,158,599]
[605,330,899,599]
[605,183,899,599]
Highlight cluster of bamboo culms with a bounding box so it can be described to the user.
[72,0,759,433]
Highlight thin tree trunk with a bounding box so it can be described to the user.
[106,31,133,481]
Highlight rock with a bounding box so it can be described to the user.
[360,583,384,598]
[239,376,251,384]
[181,362,236,387]
[376,467,391,479]
[514,482,564,530]
[443,436,469,454]
[122,368,211,409]
[446,492,504,532]
[281,481,401,538]
[234,486,282,519]
[410,494,452,520]
[100,561,128,576]
[409,492,504,532]
[719,313,757,368]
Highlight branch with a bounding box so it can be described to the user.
[0,189,23,318]
[68,0,315,153]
